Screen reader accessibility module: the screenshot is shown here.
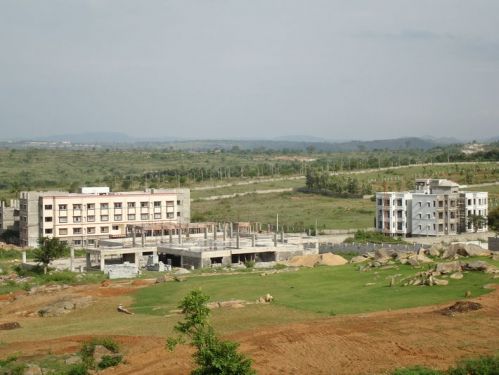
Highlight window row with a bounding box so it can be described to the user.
[46,200,181,211]
[45,212,179,223]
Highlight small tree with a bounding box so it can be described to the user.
[488,206,499,235]
[468,214,487,233]
[33,237,69,274]
[167,290,256,375]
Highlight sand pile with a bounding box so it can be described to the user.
[288,253,348,267]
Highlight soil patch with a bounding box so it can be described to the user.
[288,253,348,267]
[440,301,483,316]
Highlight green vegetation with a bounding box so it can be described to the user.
[192,191,374,231]
[488,206,499,234]
[304,170,372,197]
[79,337,122,371]
[133,259,498,317]
[33,237,70,274]
[344,230,409,244]
[168,290,256,375]
[392,355,499,375]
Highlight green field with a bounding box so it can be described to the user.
[191,191,374,230]
[133,259,499,318]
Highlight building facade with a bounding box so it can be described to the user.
[19,187,190,247]
[375,179,487,237]
[0,199,20,235]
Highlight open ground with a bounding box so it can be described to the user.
[1,256,498,374]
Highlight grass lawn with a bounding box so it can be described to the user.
[132,258,499,318]
[191,191,374,230]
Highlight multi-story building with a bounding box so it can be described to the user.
[375,192,412,236]
[19,187,190,247]
[0,199,20,235]
[460,191,488,233]
[375,179,487,237]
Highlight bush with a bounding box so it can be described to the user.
[244,260,255,269]
[392,366,442,375]
[79,338,121,368]
[447,355,499,375]
[66,363,88,375]
[97,355,123,370]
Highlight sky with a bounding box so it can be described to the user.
[0,0,498,142]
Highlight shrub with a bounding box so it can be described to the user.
[244,260,255,269]
[79,338,120,368]
[97,355,123,370]
[66,363,88,375]
[447,355,499,375]
[392,366,442,375]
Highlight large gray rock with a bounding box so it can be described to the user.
[407,257,420,267]
[429,245,442,257]
[375,248,396,260]
[450,272,464,280]
[38,297,93,317]
[443,243,491,258]
[416,254,434,264]
[435,261,462,274]
[93,345,114,364]
[464,261,498,273]
[350,256,369,264]
[433,278,449,286]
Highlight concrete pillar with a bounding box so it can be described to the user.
[100,254,105,271]
[213,224,217,240]
[141,231,145,247]
[222,223,226,241]
[22,251,27,264]
[251,234,256,247]
[273,232,277,247]
[178,228,183,244]
[169,230,173,243]
[186,225,190,239]
[267,224,271,233]
[236,231,240,249]
[229,222,233,238]
[204,227,208,240]
[132,227,136,247]
[280,230,284,243]
[86,253,91,270]
[70,247,75,272]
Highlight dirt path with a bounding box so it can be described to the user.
[3,284,498,375]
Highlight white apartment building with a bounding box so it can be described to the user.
[375,179,487,237]
[460,191,488,233]
[19,187,190,247]
[375,192,412,236]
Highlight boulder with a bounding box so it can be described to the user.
[450,272,464,280]
[441,246,458,259]
[24,364,43,375]
[375,248,396,260]
[463,261,490,271]
[93,345,114,364]
[435,261,462,274]
[0,322,21,330]
[433,278,449,286]
[174,268,191,275]
[350,256,369,264]
[416,254,434,264]
[456,243,491,257]
[407,257,420,267]
[429,244,442,257]
[492,253,499,261]
[394,251,412,260]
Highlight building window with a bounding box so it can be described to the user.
[87,215,95,222]
[177,200,181,205]
[87,203,95,210]
[141,214,149,220]
[44,216,53,222]
[100,226,109,233]
[114,214,122,221]
[439,224,444,231]
[114,202,122,208]
[140,202,149,208]
[418,213,422,219]
[426,214,431,219]
[468,199,472,205]
[73,239,81,245]
[59,228,68,235]
[177,212,181,217]
[59,216,68,223]
[154,213,161,219]
[73,216,82,223]
[127,202,136,208]
[128,214,136,220]
[87,227,96,234]
[154,201,161,207]
[59,204,67,210]
[73,227,82,234]
[439,212,443,219]
[418,225,422,230]
[100,203,109,209]
[112,225,119,231]
[73,204,82,210]
[418,202,422,207]
[101,215,109,221]
[450,224,455,231]
[88,239,95,245]
[427,202,431,207]
[44,228,53,234]
[167,212,174,219]
[44,204,52,210]
[166,201,174,207]
[377,199,382,205]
